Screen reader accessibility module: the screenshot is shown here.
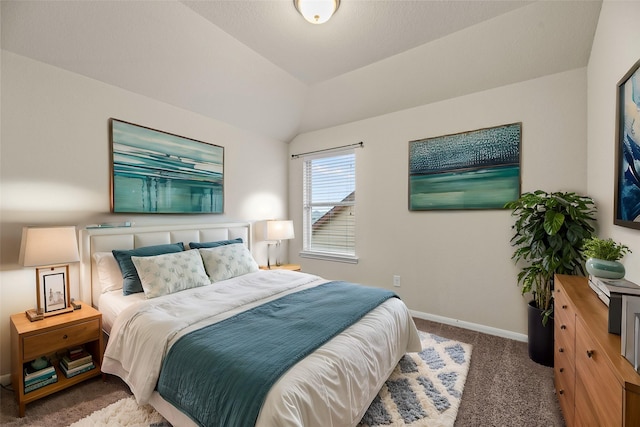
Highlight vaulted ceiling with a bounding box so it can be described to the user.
[1,1,602,142]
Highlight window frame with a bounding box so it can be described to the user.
[300,150,358,264]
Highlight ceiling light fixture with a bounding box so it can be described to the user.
[294,0,340,24]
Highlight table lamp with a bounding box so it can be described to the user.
[265,220,294,268]
[19,226,80,321]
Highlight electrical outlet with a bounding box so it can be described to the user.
[393,275,401,287]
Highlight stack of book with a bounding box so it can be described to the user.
[24,360,57,393]
[588,275,640,306]
[588,275,640,335]
[59,347,95,378]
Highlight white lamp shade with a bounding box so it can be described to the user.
[294,0,340,24]
[265,220,295,241]
[19,226,80,267]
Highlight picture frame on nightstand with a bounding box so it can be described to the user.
[36,266,71,315]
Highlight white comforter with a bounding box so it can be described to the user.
[102,270,421,427]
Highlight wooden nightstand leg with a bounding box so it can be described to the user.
[18,402,25,418]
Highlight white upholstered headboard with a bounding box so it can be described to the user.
[79,222,252,308]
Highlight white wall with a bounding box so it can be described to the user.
[0,51,290,376]
[587,0,640,283]
[289,68,589,338]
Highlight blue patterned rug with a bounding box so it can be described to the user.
[358,331,472,427]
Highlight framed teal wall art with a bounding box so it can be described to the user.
[614,59,640,230]
[409,123,521,211]
[110,119,224,214]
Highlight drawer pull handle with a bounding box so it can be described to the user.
[559,368,564,373]
[586,350,594,358]
[559,348,564,353]
[558,389,564,395]
[562,305,568,309]
[561,325,567,330]
[63,334,68,339]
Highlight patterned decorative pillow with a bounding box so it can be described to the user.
[113,242,185,295]
[131,249,211,299]
[199,243,259,282]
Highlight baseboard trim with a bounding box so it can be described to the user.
[410,310,528,343]
[1,373,12,386]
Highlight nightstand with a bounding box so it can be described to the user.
[10,303,103,417]
[260,264,301,271]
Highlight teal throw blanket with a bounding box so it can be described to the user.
[157,281,397,427]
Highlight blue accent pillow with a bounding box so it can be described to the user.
[188,238,243,249]
[113,242,185,295]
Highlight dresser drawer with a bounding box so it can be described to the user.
[23,319,100,361]
[575,318,621,426]
[555,311,576,362]
[554,286,574,320]
[555,285,576,370]
[554,363,575,426]
[574,374,602,427]
[554,296,575,327]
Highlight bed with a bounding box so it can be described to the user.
[79,222,421,427]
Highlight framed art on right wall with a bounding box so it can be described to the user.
[408,122,521,211]
[615,59,640,230]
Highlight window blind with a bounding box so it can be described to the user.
[302,152,356,259]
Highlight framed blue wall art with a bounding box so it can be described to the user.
[110,119,224,214]
[614,59,640,230]
[409,123,521,211]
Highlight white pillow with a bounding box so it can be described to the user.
[199,243,259,282]
[131,249,211,299]
[93,252,124,293]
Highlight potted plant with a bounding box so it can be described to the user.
[505,190,596,366]
[582,237,631,279]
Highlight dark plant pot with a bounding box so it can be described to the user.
[527,301,554,367]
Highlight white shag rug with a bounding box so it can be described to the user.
[68,396,166,427]
[69,332,471,427]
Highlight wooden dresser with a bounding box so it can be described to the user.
[554,274,640,426]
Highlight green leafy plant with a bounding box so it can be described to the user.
[582,237,631,261]
[505,191,596,323]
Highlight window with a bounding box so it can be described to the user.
[301,151,357,263]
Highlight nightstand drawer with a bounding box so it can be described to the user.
[23,319,100,361]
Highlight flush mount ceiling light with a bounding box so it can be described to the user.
[294,0,340,24]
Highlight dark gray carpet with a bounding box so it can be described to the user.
[413,318,564,427]
[0,319,564,426]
